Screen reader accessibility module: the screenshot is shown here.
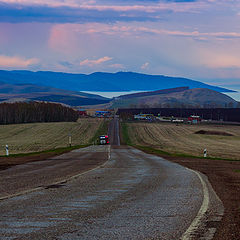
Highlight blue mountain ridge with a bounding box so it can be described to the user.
[0,70,235,93]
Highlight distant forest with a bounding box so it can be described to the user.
[0,102,79,124]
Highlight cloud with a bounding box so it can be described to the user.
[0,0,206,11]
[58,61,74,68]
[80,56,112,66]
[54,23,240,41]
[0,0,214,23]
[0,55,39,68]
[141,62,149,69]
[109,63,124,69]
[132,27,240,40]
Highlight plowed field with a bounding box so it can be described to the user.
[0,118,104,155]
[126,122,240,159]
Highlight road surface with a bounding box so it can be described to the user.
[0,117,223,239]
[108,115,120,146]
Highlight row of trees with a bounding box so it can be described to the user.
[0,102,79,124]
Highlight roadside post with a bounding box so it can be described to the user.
[6,145,9,156]
[68,133,72,147]
[108,146,111,160]
[204,148,207,158]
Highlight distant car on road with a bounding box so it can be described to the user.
[99,135,109,145]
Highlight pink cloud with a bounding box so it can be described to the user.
[109,63,124,69]
[80,56,112,66]
[141,62,149,70]
[0,55,39,68]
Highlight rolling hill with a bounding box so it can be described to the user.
[111,87,238,108]
[0,81,110,106]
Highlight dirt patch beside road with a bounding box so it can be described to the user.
[0,148,77,171]
[167,156,240,240]
[194,130,234,136]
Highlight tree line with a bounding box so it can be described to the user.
[0,102,79,124]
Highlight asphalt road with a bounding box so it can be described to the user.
[0,117,223,240]
[108,115,120,146]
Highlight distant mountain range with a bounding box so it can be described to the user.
[0,70,235,93]
[0,70,238,108]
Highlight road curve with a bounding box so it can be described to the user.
[0,118,223,239]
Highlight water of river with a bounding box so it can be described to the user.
[83,91,144,98]
[225,88,240,101]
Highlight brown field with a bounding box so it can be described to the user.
[126,122,240,159]
[0,118,104,155]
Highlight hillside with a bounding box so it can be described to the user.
[117,87,189,99]
[111,88,238,108]
[0,81,110,106]
[0,70,234,93]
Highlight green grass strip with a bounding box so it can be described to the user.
[121,122,132,145]
[134,145,240,162]
[1,144,90,158]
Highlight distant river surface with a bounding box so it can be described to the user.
[84,88,240,102]
[225,87,240,101]
[82,91,144,98]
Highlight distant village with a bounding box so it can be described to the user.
[77,107,240,124]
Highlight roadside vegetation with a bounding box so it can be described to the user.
[120,122,132,145]
[121,121,240,160]
[0,118,104,155]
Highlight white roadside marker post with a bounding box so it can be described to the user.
[6,145,9,156]
[68,133,72,147]
[204,148,207,158]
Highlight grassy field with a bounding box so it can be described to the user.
[0,118,106,155]
[123,122,240,160]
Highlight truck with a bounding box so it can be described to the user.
[99,135,109,145]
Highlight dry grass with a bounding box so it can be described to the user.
[0,118,104,155]
[126,122,240,160]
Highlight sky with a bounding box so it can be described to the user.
[0,0,240,92]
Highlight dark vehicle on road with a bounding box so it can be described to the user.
[99,135,109,145]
